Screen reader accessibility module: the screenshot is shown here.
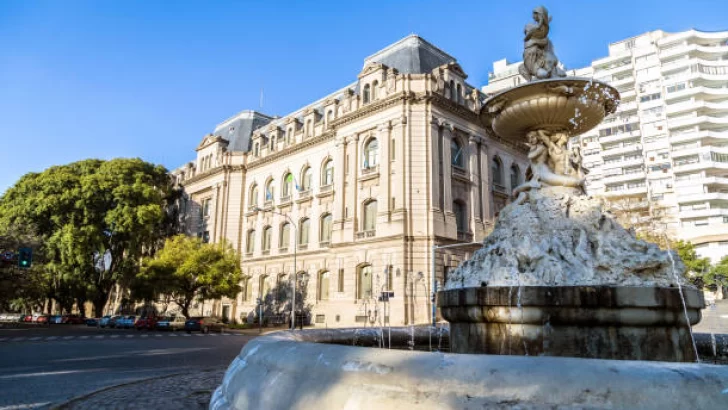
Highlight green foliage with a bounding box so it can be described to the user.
[0,158,174,316]
[704,256,728,291]
[134,235,242,318]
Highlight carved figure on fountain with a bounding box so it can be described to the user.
[519,6,567,81]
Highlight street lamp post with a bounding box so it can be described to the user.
[254,207,298,330]
[430,241,481,327]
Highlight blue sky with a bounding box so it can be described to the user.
[1,0,726,194]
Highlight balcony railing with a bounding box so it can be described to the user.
[263,200,273,208]
[279,195,292,204]
[247,205,259,212]
[356,230,376,239]
[319,240,331,248]
[279,247,288,253]
[262,249,270,256]
[452,166,468,178]
[493,184,508,194]
[298,243,308,251]
[298,189,311,199]
[320,184,333,193]
[361,165,379,175]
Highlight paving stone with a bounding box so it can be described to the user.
[59,368,225,410]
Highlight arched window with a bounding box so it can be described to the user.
[306,119,313,138]
[249,184,258,209]
[270,136,276,152]
[301,166,312,191]
[454,201,467,233]
[372,80,378,100]
[277,273,288,301]
[242,277,253,302]
[246,230,255,254]
[363,138,378,169]
[363,200,377,232]
[510,164,522,189]
[262,226,272,252]
[282,173,293,198]
[279,223,291,250]
[326,110,333,124]
[299,218,310,246]
[320,214,332,243]
[259,274,270,298]
[363,84,371,104]
[286,127,293,145]
[492,157,503,186]
[265,179,275,203]
[451,138,464,167]
[456,83,462,103]
[357,265,373,299]
[318,271,330,301]
[254,143,259,157]
[322,159,334,186]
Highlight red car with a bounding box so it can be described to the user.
[35,315,49,324]
[134,316,161,331]
[62,314,86,324]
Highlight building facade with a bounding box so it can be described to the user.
[172,36,528,326]
[484,29,728,262]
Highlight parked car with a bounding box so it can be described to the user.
[134,316,161,331]
[86,317,99,326]
[64,314,85,325]
[156,316,186,332]
[108,315,123,328]
[184,317,226,333]
[50,315,63,324]
[23,315,33,323]
[118,315,137,329]
[99,315,112,328]
[35,315,49,324]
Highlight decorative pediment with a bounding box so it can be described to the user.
[445,62,468,79]
[358,62,387,79]
[324,98,339,106]
[196,133,227,151]
[285,117,301,126]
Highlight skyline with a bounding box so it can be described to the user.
[1,0,727,194]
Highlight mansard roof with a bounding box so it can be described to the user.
[363,34,456,75]
[212,110,276,152]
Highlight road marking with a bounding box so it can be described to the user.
[209,333,217,336]
[155,334,162,337]
[63,336,74,340]
[29,337,41,341]
[168,334,178,337]
[94,335,105,339]
[182,334,191,337]
[45,336,58,341]
[140,334,148,338]
[195,334,204,337]
[11,337,25,342]
[80,336,89,339]
[110,335,119,338]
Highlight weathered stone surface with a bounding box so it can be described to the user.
[210,328,728,410]
[446,188,685,289]
[439,286,704,362]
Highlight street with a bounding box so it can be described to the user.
[0,325,253,409]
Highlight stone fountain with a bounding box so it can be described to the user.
[439,5,704,362]
[209,8,728,409]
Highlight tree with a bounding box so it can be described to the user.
[0,158,174,317]
[705,257,728,297]
[134,235,242,318]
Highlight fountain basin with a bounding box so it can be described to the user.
[481,78,619,140]
[439,286,704,362]
[209,327,728,410]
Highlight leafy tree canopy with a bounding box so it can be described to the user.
[0,158,174,316]
[134,235,242,318]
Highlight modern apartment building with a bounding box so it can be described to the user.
[169,35,528,326]
[483,29,728,262]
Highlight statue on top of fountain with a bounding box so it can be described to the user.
[519,6,567,81]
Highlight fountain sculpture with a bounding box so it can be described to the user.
[439,6,704,362]
[210,7,728,409]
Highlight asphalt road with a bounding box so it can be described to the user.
[0,325,253,409]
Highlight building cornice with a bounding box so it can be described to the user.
[329,91,412,129]
[246,132,336,170]
[181,164,244,186]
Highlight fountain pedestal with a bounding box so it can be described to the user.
[439,286,704,361]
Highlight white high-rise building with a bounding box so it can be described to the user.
[484,29,728,262]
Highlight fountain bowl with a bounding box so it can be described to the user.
[439,285,705,362]
[481,77,619,141]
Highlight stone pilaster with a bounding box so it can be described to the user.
[479,142,493,222]
[430,118,442,212]
[377,121,392,221]
[468,135,481,230]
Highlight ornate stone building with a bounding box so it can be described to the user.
[172,35,528,326]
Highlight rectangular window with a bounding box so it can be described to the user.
[202,231,210,243]
[203,198,211,218]
[338,269,344,292]
[639,93,661,103]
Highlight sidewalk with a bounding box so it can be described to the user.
[54,368,226,410]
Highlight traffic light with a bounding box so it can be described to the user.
[18,247,32,268]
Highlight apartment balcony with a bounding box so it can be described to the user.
[676,192,728,203]
[599,129,641,144]
[593,50,632,68]
[594,60,633,78]
[601,143,642,157]
[678,208,728,219]
[667,100,728,116]
[665,85,728,102]
[674,160,728,173]
[601,186,648,198]
[608,200,650,211]
[602,171,646,185]
[602,157,644,170]
[317,184,334,198]
[610,76,634,88]
[617,100,638,112]
[278,195,292,207]
[668,115,728,130]
[670,130,728,144]
[675,176,728,188]
[620,89,637,100]
[297,189,312,201]
[356,230,376,239]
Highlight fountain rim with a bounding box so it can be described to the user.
[481,76,620,111]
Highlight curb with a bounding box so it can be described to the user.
[50,371,191,409]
